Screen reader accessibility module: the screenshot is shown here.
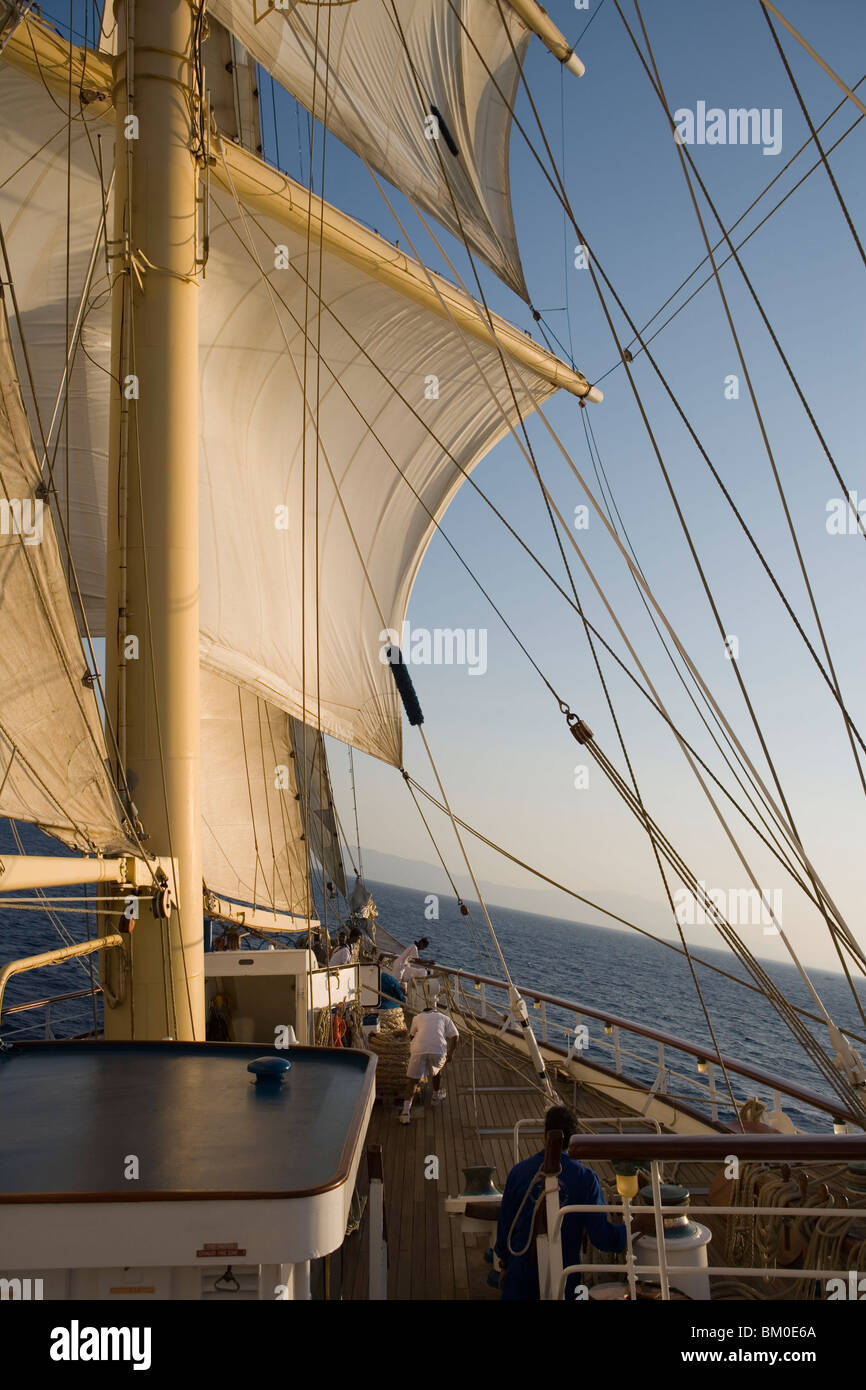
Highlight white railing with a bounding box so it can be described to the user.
[526,1133,866,1300]
[0,937,124,1032]
[427,965,862,1131]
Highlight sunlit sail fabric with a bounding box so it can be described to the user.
[198,179,564,763]
[289,719,347,897]
[0,69,110,629]
[0,58,575,767]
[201,667,310,914]
[207,0,531,297]
[0,299,128,852]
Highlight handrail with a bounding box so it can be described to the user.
[3,986,103,1016]
[0,936,124,1026]
[542,1135,866,1300]
[565,1133,866,1159]
[437,964,863,1126]
[511,1113,664,1165]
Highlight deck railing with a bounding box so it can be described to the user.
[423,964,865,1131]
[0,937,124,1041]
[531,1132,866,1301]
[0,985,103,1040]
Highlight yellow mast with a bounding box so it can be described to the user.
[103,0,204,1040]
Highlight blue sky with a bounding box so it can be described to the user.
[49,2,866,975]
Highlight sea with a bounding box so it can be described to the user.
[2,817,863,1134]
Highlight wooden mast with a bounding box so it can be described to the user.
[103,0,204,1039]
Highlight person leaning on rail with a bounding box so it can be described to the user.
[494,1105,651,1300]
[389,937,434,983]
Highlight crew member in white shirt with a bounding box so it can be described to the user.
[399,1001,458,1123]
[329,927,361,967]
[390,937,432,983]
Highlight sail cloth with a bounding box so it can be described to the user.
[0,66,111,630]
[200,667,311,915]
[289,719,347,898]
[198,177,566,763]
[0,298,128,853]
[207,0,531,297]
[0,50,586,767]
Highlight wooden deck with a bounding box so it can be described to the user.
[341,1033,647,1301]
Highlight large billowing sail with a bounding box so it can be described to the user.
[289,719,347,898]
[207,0,531,297]
[0,298,128,853]
[200,667,310,914]
[197,169,573,762]
[0,45,591,767]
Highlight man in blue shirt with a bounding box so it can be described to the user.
[494,1105,628,1300]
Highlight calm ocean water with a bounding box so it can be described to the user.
[2,818,863,1133]
[366,880,866,1134]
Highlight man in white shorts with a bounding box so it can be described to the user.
[399,1002,458,1124]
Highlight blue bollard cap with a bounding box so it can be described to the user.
[247,1055,292,1085]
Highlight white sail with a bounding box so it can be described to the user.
[289,719,347,898]
[201,666,310,915]
[207,0,531,297]
[0,63,111,628]
[197,178,566,763]
[0,55,583,767]
[0,296,127,853]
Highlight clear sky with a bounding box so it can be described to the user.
[51,2,865,977]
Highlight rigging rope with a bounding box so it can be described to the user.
[610,81,866,384]
[580,409,806,886]
[621,0,866,1002]
[400,769,503,982]
[489,3,866,941]
[457,0,866,693]
[401,773,866,1050]
[762,6,866,269]
[579,406,866,1016]
[351,66,863,952]
[348,747,364,883]
[624,0,866,819]
[501,325,746,1126]
[759,1,866,119]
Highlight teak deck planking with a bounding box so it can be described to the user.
[341,1040,645,1300]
